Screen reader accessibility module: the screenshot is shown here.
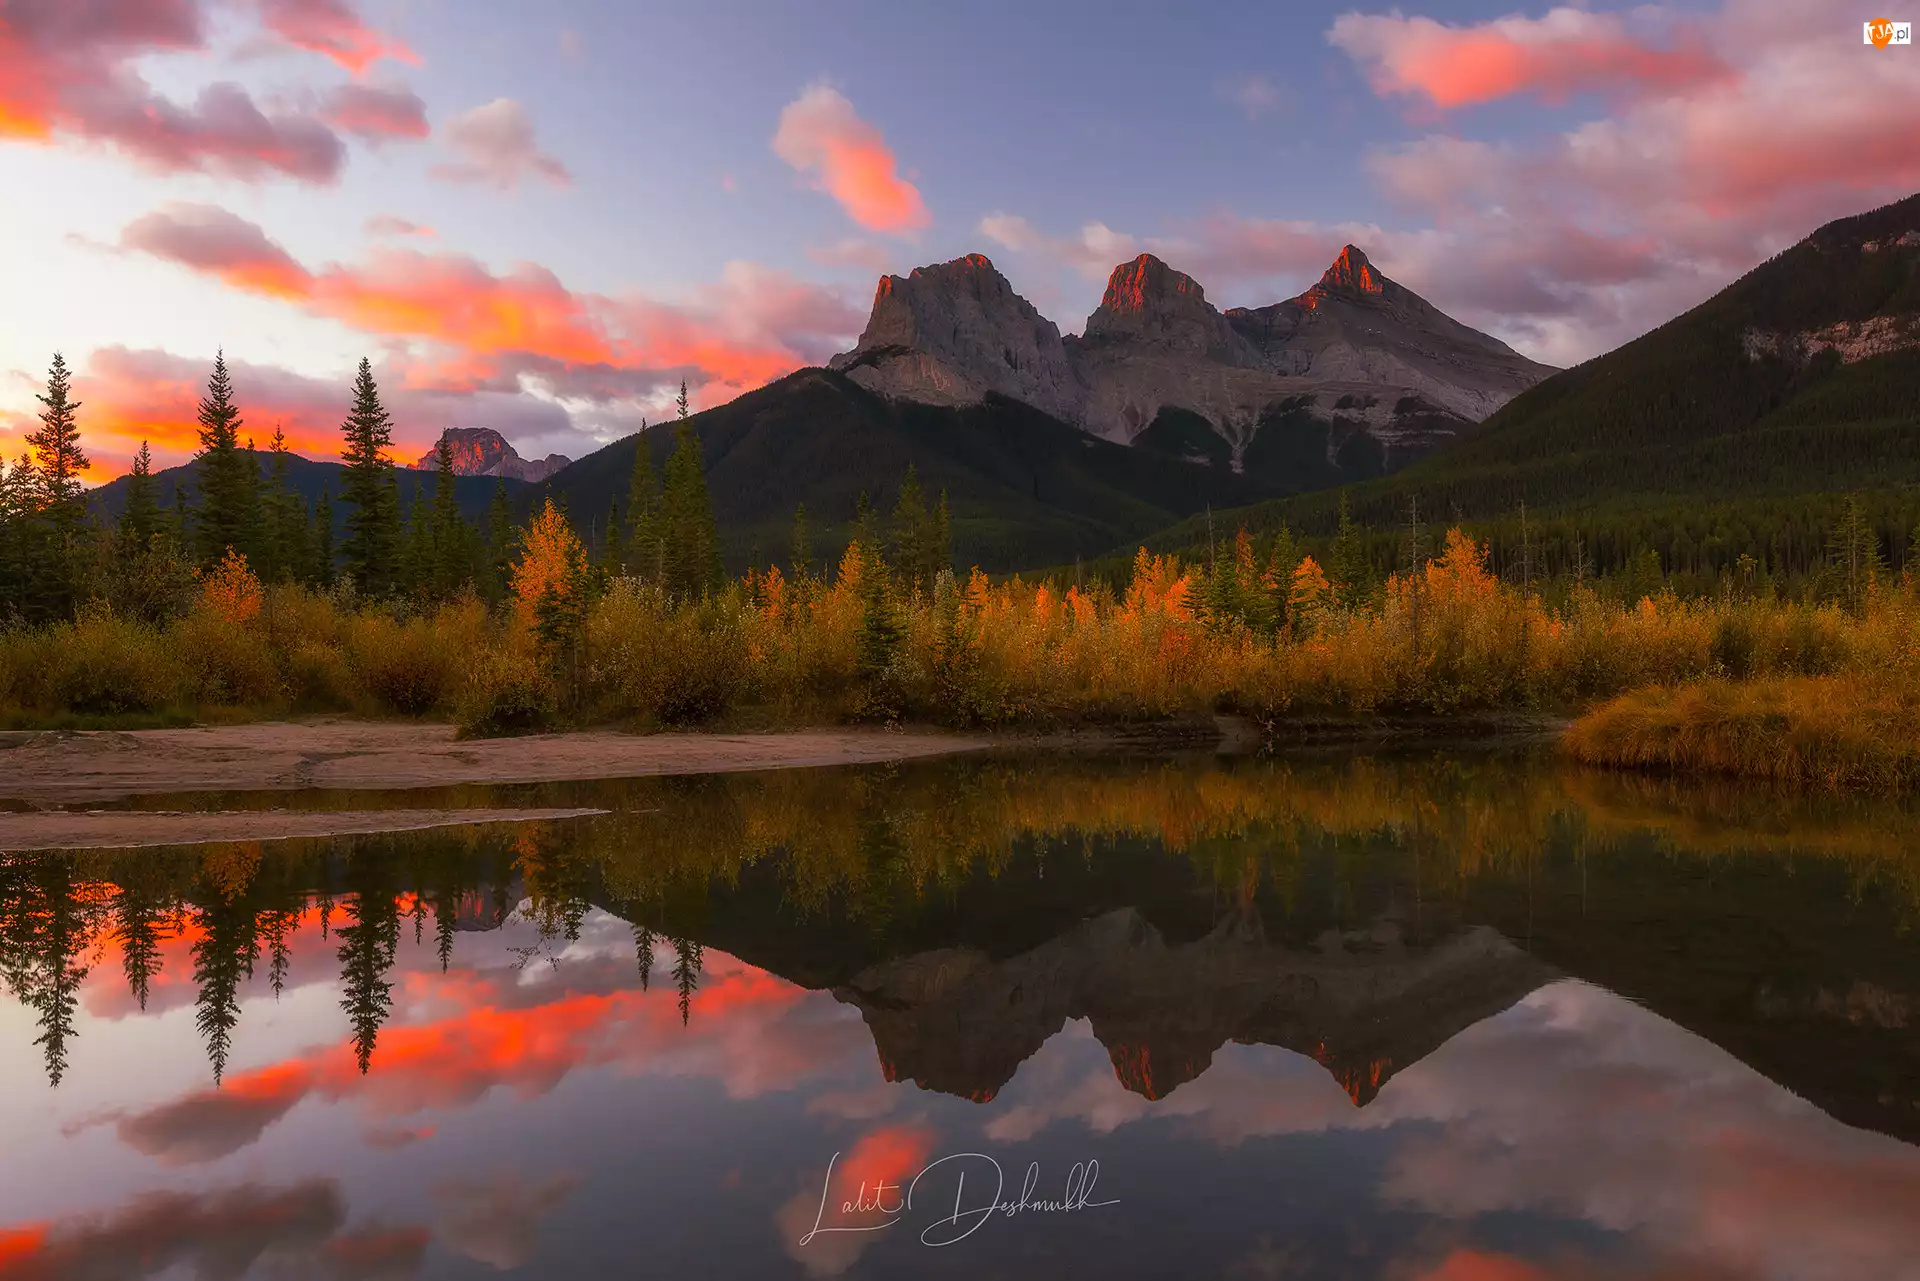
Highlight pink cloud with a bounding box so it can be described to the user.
[430,99,570,189]
[772,83,930,234]
[1328,7,1733,109]
[254,0,416,74]
[117,205,860,413]
[120,202,313,298]
[322,83,429,143]
[0,0,394,183]
[363,214,436,238]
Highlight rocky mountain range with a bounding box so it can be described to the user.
[414,427,570,483]
[829,246,1555,471]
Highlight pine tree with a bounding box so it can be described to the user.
[1327,492,1374,611]
[119,441,161,552]
[1827,493,1885,613]
[312,487,334,586]
[933,489,952,581]
[192,351,258,566]
[1265,524,1299,636]
[28,352,88,531]
[789,502,814,581]
[169,479,191,546]
[403,494,432,597]
[258,425,304,582]
[431,436,468,598]
[890,465,932,598]
[624,421,660,581]
[338,358,401,595]
[26,353,90,618]
[659,389,721,598]
[483,479,513,600]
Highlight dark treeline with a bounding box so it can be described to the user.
[0,825,712,1088]
[0,352,770,627]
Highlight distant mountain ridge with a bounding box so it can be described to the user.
[830,246,1554,470]
[413,427,569,483]
[1126,189,1920,578]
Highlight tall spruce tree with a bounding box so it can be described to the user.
[1827,493,1885,613]
[403,494,432,597]
[192,352,257,566]
[312,488,334,586]
[27,352,90,618]
[119,441,161,552]
[1327,492,1374,611]
[890,465,936,599]
[625,420,660,580]
[28,353,87,530]
[259,425,304,582]
[659,384,721,597]
[338,359,401,595]
[430,437,469,597]
[789,503,814,581]
[484,479,513,601]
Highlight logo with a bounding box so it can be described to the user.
[1865,18,1912,46]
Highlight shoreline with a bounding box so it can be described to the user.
[0,721,993,807]
[0,806,608,853]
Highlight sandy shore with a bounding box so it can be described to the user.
[0,721,989,806]
[0,807,608,853]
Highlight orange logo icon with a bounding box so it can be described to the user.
[1865,18,1912,46]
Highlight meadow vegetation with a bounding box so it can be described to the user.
[4,350,1918,790]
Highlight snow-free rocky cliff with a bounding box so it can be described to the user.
[830,247,1556,470]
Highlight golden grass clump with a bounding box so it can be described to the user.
[1561,674,1920,790]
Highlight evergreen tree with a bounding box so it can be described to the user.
[890,465,932,598]
[338,358,401,595]
[430,437,469,598]
[403,494,432,597]
[0,456,32,615]
[933,489,952,581]
[624,420,660,581]
[659,387,722,597]
[1327,493,1374,611]
[28,353,88,533]
[484,478,513,600]
[1827,493,1885,613]
[119,441,161,552]
[258,425,305,582]
[192,352,258,566]
[312,487,334,586]
[337,873,399,1075]
[789,502,814,581]
[1266,524,1300,636]
[26,353,90,618]
[169,479,191,546]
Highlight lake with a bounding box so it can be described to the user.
[2,747,1917,1279]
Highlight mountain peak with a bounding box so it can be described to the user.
[1319,245,1384,296]
[1099,254,1207,316]
[414,427,569,483]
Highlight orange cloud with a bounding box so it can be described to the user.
[120,203,313,299]
[773,84,930,234]
[1329,8,1732,109]
[113,205,864,424]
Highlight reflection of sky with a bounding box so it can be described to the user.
[3,900,1919,1280]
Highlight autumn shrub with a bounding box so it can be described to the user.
[173,610,280,706]
[44,609,182,715]
[285,641,354,711]
[345,613,460,715]
[455,648,556,737]
[1562,674,1920,790]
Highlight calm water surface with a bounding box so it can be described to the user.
[2,749,1917,1279]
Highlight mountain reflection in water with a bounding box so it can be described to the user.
[1,751,1917,1280]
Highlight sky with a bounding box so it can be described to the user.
[2,0,1917,477]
